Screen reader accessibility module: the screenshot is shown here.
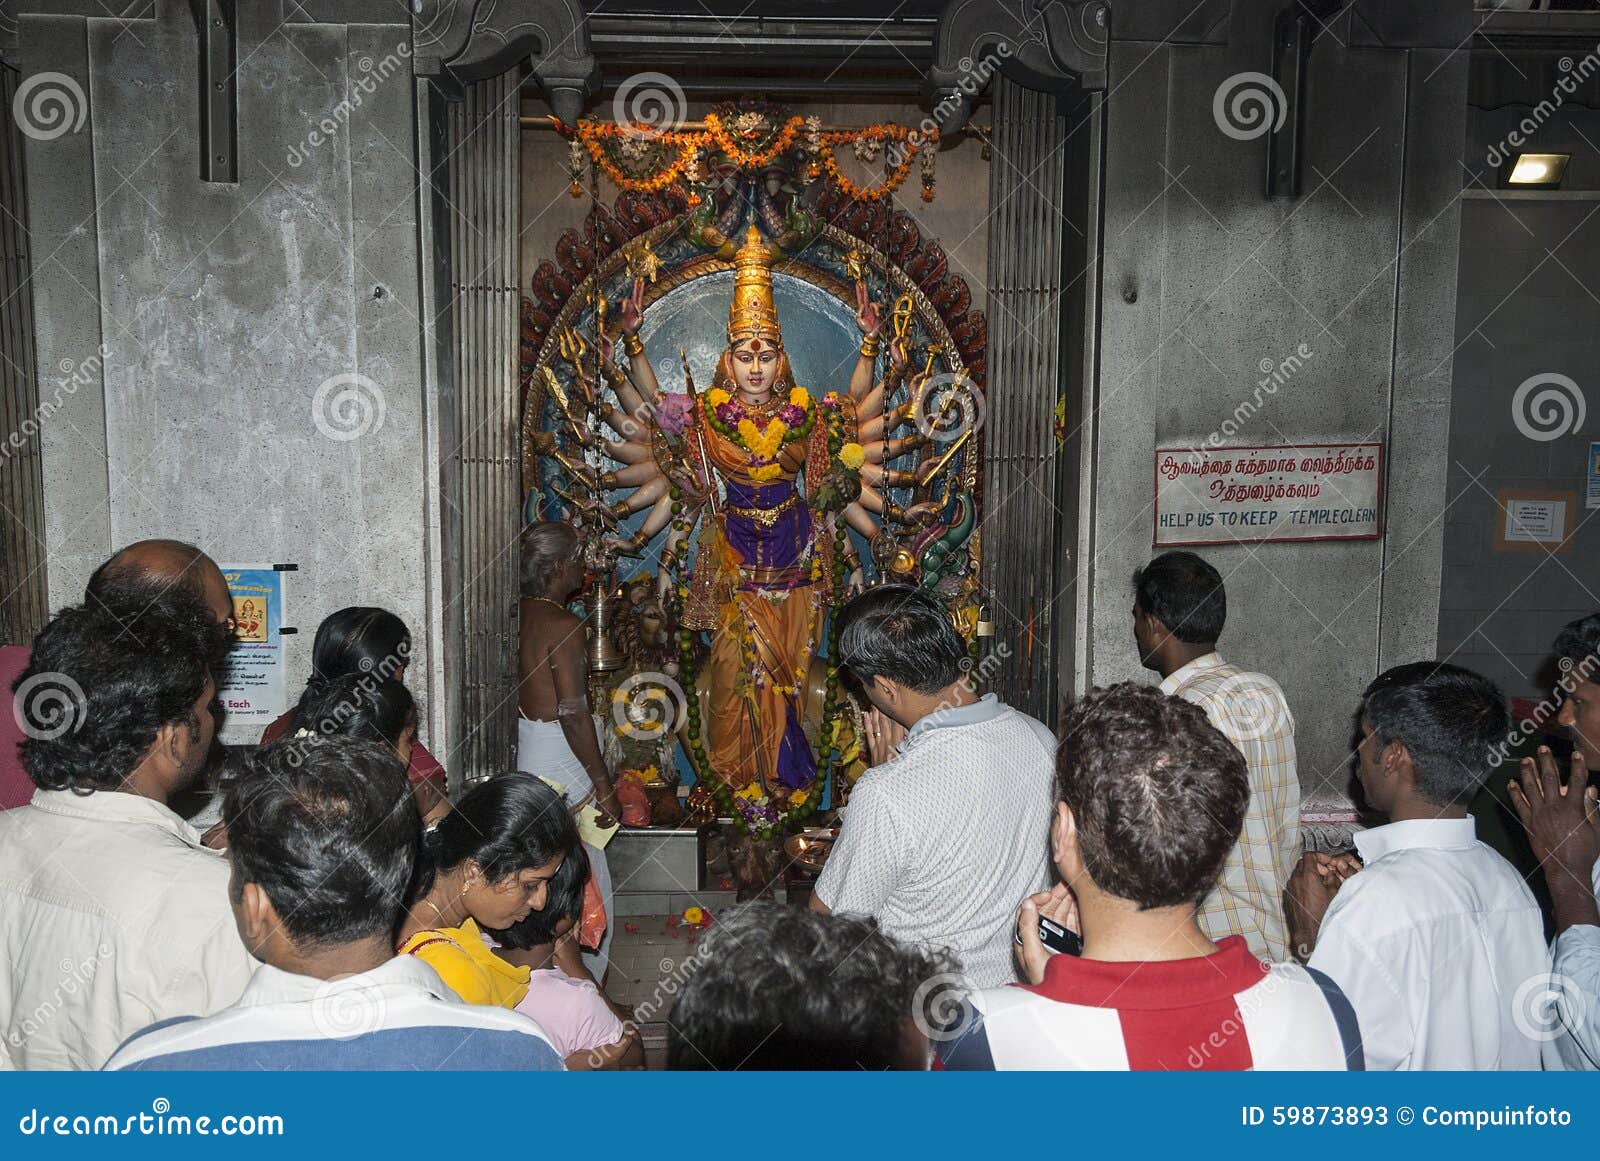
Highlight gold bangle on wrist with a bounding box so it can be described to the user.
[859,335,881,359]
[623,333,646,357]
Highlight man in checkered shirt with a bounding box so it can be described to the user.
[811,585,1057,989]
[1133,551,1299,962]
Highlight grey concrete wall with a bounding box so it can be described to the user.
[1090,6,1471,799]
[18,5,444,748]
[1439,103,1600,700]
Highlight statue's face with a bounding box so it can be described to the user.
[730,339,780,398]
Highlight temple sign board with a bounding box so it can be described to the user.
[1154,443,1384,547]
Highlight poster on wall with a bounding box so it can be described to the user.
[1153,442,1383,547]
[217,564,287,726]
[1493,490,1574,553]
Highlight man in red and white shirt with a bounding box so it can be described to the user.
[938,684,1360,1071]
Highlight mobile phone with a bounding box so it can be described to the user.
[1015,914,1083,957]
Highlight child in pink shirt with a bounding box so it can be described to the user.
[487,843,641,1069]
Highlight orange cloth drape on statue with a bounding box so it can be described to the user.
[696,407,822,789]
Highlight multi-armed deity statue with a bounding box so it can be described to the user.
[522,98,988,842]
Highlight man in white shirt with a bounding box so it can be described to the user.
[1134,551,1299,962]
[1287,661,1547,1070]
[810,585,1056,988]
[1509,744,1600,1071]
[1506,612,1600,1071]
[105,737,561,1071]
[0,587,254,1069]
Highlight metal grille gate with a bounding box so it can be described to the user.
[445,73,523,782]
[0,66,48,647]
[980,76,1073,726]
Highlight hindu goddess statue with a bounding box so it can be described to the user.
[602,227,929,795]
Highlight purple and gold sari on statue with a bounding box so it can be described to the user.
[686,404,822,790]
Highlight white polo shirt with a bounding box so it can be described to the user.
[815,694,1056,988]
[1544,855,1600,1071]
[0,788,255,1070]
[1308,816,1547,1070]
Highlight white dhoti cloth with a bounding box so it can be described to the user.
[517,716,614,979]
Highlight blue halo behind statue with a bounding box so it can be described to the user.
[637,269,860,393]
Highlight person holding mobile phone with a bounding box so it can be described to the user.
[937,684,1362,1072]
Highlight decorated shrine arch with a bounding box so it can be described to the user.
[518,103,993,843]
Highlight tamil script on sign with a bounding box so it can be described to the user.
[1153,443,1383,547]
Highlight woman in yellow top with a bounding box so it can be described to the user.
[398,775,574,1008]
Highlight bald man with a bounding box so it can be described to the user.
[85,539,233,627]
[1,540,233,809]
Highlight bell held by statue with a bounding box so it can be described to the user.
[586,585,628,673]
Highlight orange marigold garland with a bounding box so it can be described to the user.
[703,111,804,169]
[552,116,940,204]
[820,125,939,203]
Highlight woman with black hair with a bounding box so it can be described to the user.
[285,674,449,824]
[489,843,643,1069]
[261,606,448,818]
[397,775,575,1009]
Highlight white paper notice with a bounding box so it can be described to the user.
[1502,499,1566,543]
[1154,443,1383,547]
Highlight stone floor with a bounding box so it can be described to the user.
[600,913,705,1070]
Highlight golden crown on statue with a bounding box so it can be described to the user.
[727,226,784,348]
